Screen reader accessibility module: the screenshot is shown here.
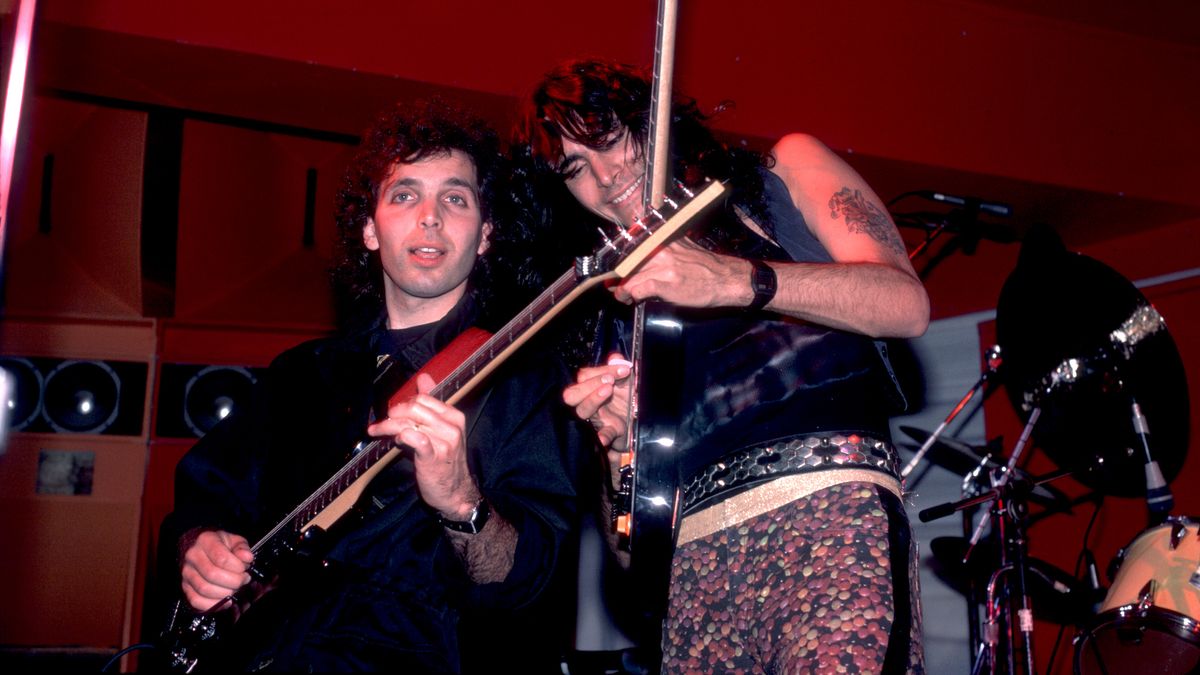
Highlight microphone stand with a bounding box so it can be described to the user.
[908,219,950,260]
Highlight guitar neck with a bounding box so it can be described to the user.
[428,266,603,407]
[643,0,678,210]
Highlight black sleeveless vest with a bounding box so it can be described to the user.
[611,168,908,481]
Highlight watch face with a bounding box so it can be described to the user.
[750,261,777,310]
[748,260,777,291]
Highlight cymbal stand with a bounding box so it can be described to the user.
[900,344,1004,480]
[921,406,1042,675]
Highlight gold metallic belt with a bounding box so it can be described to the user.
[677,468,902,545]
[677,432,902,545]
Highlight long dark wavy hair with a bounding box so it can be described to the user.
[515,59,776,241]
[331,98,545,331]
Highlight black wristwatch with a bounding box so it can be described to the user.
[747,260,777,311]
[438,498,490,534]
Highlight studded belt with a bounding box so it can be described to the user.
[681,432,901,514]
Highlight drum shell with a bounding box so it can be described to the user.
[1102,521,1200,617]
[1075,520,1200,674]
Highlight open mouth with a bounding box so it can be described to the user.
[610,174,644,206]
[408,246,445,260]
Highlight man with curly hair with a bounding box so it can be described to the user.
[158,99,585,672]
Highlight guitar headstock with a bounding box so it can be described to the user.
[574,180,717,280]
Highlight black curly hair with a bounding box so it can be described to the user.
[332,98,533,330]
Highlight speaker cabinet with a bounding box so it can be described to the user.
[0,318,154,652]
[173,119,353,328]
[0,434,147,648]
[2,96,147,320]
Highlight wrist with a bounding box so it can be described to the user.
[438,497,490,534]
[746,260,777,311]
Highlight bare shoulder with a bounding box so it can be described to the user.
[769,133,911,263]
[770,132,838,169]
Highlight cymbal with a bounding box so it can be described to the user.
[899,426,1071,511]
[928,536,1100,625]
[995,225,1190,498]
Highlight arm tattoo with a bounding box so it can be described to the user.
[828,187,906,256]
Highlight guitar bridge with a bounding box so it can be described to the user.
[611,462,634,541]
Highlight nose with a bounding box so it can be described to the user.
[418,203,441,229]
[593,157,622,189]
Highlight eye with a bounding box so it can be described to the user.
[445,193,469,206]
[389,190,414,203]
[558,161,584,181]
[598,129,625,151]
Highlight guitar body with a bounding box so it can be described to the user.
[624,300,686,620]
[158,513,348,672]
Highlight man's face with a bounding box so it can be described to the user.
[363,150,491,316]
[557,130,646,227]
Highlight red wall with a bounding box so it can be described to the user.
[35,0,1200,211]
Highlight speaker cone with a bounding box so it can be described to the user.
[0,357,44,432]
[42,360,121,433]
[183,365,256,437]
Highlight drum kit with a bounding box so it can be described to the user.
[903,224,1194,674]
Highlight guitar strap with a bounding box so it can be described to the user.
[368,324,493,423]
[382,327,492,407]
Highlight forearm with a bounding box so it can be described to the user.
[762,259,930,338]
[443,510,518,583]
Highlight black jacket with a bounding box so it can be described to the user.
[159,296,586,672]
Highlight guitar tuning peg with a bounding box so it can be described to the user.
[595,225,619,248]
[624,216,644,237]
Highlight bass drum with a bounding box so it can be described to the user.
[1074,518,1200,674]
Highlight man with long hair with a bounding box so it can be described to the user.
[518,59,928,673]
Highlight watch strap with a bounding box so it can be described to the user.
[438,498,490,534]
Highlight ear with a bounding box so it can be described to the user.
[363,218,380,251]
[477,221,493,255]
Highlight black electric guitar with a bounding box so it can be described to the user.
[157,176,726,672]
[606,0,690,622]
